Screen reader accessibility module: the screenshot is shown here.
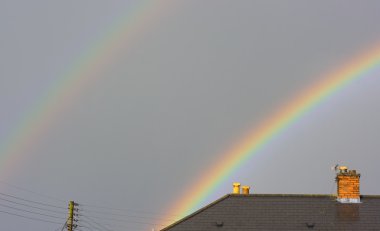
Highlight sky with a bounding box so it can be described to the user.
[1,0,380,230]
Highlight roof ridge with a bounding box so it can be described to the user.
[228,193,380,198]
[228,193,337,197]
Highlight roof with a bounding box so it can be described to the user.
[161,194,380,231]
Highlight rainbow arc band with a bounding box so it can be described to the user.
[0,0,176,180]
[161,44,380,223]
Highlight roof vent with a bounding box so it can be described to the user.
[305,222,315,229]
[232,183,241,194]
[242,186,250,195]
[215,221,224,227]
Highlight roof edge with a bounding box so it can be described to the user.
[160,193,380,230]
[228,193,380,198]
[160,194,231,231]
[361,195,380,199]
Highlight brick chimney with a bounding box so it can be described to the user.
[336,166,360,203]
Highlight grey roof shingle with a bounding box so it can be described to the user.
[161,194,380,231]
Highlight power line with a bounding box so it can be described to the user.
[80,217,158,230]
[77,224,96,231]
[0,192,66,210]
[0,180,177,223]
[79,220,104,231]
[0,182,175,229]
[60,220,68,231]
[0,179,66,203]
[80,218,157,230]
[80,216,114,231]
[79,207,175,222]
[80,213,166,227]
[0,209,64,224]
[0,195,64,214]
[0,202,66,220]
[53,220,68,231]
[79,203,178,218]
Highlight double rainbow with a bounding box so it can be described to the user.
[161,44,380,224]
[0,1,379,229]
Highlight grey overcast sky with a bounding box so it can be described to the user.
[1,1,380,230]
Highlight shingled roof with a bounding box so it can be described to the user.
[161,194,380,231]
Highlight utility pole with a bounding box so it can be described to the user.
[67,201,77,231]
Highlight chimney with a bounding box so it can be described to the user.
[336,166,360,203]
[232,182,241,194]
[241,186,250,195]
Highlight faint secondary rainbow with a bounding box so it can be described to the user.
[162,43,380,225]
[0,0,177,179]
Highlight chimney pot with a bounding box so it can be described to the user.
[232,182,241,194]
[242,186,250,195]
[339,166,348,173]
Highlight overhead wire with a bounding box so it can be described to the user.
[53,219,68,231]
[60,220,68,231]
[79,220,105,231]
[0,189,67,227]
[0,202,65,220]
[79,210,160,230]
[79,202,178,218]
[0,209,64,224]
[0,180,177,225]
[0,179,66,203]
[77,202,175,229]
[78,207,175,223]
[77,226,95,231]
[80,215,114,231]
[0,195,65,214]
[0,181,176,229]
[80,213,166,227]
[78,203,177,228]
[0,192,66,210]
[80,217,157,231]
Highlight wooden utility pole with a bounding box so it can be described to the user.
[67,201,75,231]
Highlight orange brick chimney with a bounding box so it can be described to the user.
[336,166,360,203]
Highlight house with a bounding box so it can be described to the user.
[161,167,380,230]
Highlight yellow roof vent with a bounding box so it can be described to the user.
[242,186,250,195]
[232,182,241,194]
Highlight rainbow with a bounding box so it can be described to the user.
[161,43,380,224]
[0,0,178,179]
